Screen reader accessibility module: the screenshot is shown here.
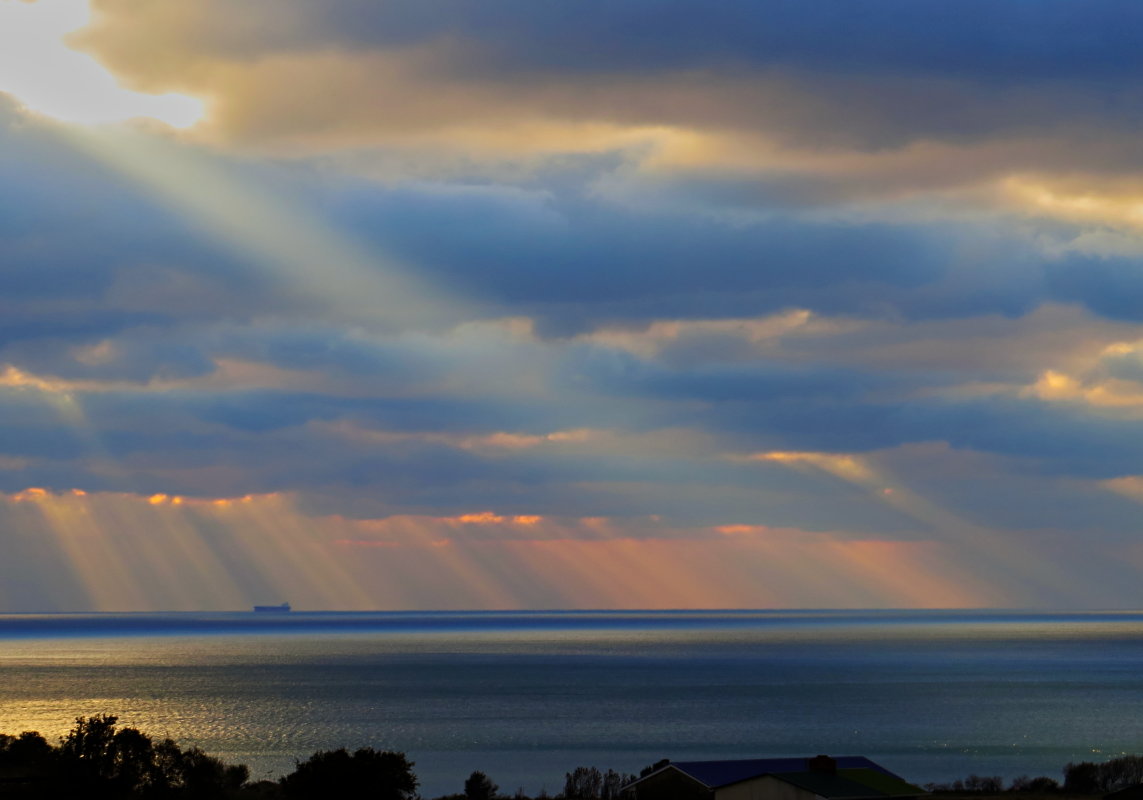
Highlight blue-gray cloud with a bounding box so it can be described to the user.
[80,0,1143,157]
[131,0,1143,85]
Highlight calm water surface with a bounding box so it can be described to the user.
[1,610,1142,796]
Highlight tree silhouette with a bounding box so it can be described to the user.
[1008,774,1059,793]
[172,744,249,798]
[60,714,121,783]
[600,769,633,800]
[281,747,417,800]
[564,767,603,800]
[1065,756,1143,793]
[0,730,54,766]
[465,770,499,800]
[562,766,635,800]
[50,715,248,798]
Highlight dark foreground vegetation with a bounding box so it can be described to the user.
[928,755,1143,795]
[0,716,248,799]
[2,716,1138,800]
[0,716,634,800]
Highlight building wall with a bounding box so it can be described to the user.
[717,775,822,800]
[631,769,713,800]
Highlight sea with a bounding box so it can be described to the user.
[1,609,1142,797]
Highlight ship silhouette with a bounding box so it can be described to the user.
[252,602,291,613]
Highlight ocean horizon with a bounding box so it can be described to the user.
[3,609,1142,796]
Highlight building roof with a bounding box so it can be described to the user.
[630,756,923,798]
[777,769,922,799]
[667,757,903,790]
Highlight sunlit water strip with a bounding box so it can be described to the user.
[3,610,1143,796]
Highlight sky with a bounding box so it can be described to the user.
[2,0,1143,611]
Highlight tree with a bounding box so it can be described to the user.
[1099,755,1143,791]
[1009,775,1059,793]
[963,775,1004,793]
[54,714,249,798]
[175,746,249,798]
[564,767,603,800]
[600,770,634,800]
[1063,762,1099,794]
[109,726,164,796]
[1025,776,1059,793]
[466,770,499,800]
[281,747,418,800]
[562,766,635,800]
[59,714,121,783]
[58,714,163,795]
[1064,756,1143,794]
[0,730,54,767]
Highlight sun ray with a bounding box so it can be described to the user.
[747,449,1073,604]
[0,0,483,611]
[14,489,150,609]
[54,124,465,333]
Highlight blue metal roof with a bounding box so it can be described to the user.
[669,757,903,789]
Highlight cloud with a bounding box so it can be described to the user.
[6,1,1143,610]
[62,0,1143,199]
[0,487,1023,610]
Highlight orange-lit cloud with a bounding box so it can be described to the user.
[1005,176,1143,235]
[1,362,210,394]
[456,512,506,524]
[1008,335,1143,416]
[44,0,1136,231]
[1102,476,1143,503]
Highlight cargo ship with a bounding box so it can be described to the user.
[252,602,291,613]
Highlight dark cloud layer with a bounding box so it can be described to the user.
[78,0,1143,157]
[92,0,1143,82]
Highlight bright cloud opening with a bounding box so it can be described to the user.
[0,0,203,128]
